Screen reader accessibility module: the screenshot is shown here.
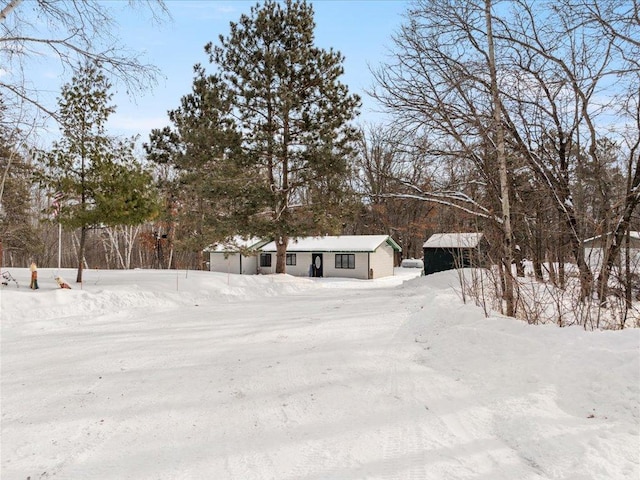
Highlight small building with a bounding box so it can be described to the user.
[584,231,640,270]
[423,233,486,275]
[259,235,402,279]
[206,237,270,275]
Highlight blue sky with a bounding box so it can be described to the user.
[33,1,409,143]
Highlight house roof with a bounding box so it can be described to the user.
[423,233,484,249]
[261,235,401,253]
[204,236,269,253]
[584,231,640,245]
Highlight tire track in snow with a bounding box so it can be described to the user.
[367,290,547,479]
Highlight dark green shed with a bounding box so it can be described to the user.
[422,233,486,275]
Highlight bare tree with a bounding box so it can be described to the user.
[560,0,640,304]
[1,0,168,269]
[371,0,514,312]
[371,0,638,322]
[0,0,169,127]
[485,0,514,315]
[351,124,434,259]
[493,0,639,302]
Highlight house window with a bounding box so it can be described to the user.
[286,253,296,266]
[260,253,272,267]
[335,254,355,269]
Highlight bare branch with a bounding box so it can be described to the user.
[0,0,21,23]
[0,0,169,125]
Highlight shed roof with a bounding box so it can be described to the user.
[261,235,401,253]
[584,231,640,246]
[423,233,484,249]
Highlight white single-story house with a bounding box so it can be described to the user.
[258,235,402,279]
[205,237,270,275]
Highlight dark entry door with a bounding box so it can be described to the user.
[311,253,323,277]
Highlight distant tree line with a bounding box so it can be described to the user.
[1,0,638,327]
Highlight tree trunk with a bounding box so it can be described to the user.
[485,0,514,317]
[533,214,544,281]
[198,249,205,270]
[557,242,565,289]
[76,225,86,283]
[514,246,525,277]
[275,236,288,274]
[624,230,632,315]
[0,0,22,22]
[557,216,566,289]
[566,219,593,300]
[124,225,140,270]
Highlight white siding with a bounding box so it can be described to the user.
[323,252,370,279]
[285,253,313,276]
[585,248,640,272]
[258,253,312,276]
[369,243,395,278]
[210,253,240,274]
[241,255,258,275]
[248,236,400,279]
[209,253,258,275]
[259,252,374,279]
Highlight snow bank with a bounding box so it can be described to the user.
[1,267,638,479]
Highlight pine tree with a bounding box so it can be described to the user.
[213,0,361,273]
[149,0,361,273]
[37,63,159,282]
[147,67,251,268]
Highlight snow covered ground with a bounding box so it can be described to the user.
[1,267,638,479]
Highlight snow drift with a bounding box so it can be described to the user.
[1,267,638,479]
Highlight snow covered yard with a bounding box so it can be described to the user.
[1,267,638,479]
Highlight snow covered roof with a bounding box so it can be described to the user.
[204,236,269,253]
[584,231,640,246]
[423,233,484,249]
[261,235,401,253]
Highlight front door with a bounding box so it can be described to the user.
[311,253,323,277]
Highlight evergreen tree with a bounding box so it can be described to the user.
[0,98,43,266]
[147,67,251,269]
[37,63,159,282]
[149,0,361,273]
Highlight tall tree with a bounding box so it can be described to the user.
[371,0,513,312]
[1,0,167,270]
[373,0,638,315]
[494,0,638,300]
[146,67,250,269]
[37,63,158,282]
[149,0,361,273]
[215,0,361,274]
[558,0,640,304]
[484,0,514,316]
